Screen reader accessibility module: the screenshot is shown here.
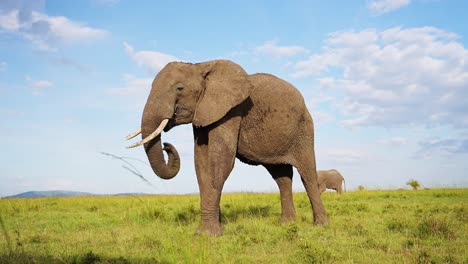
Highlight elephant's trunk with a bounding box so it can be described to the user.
[142,118,180,180]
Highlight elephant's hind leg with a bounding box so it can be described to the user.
[337,186,343,194]
[296,161,328,226]
[265,164,296,223]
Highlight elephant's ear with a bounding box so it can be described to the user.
[192,60,251,127]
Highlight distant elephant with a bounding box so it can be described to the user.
[318,169,346,194]
[126,60,328,235]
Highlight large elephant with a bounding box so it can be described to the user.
[318,169,346,194]
[126,59,328,235]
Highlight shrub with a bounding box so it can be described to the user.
[406,179,420,190]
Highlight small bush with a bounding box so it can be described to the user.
[407,179,420,190]
[358,185,365,191]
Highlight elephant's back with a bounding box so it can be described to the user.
[324,169,344,180]
[249,73,305,102]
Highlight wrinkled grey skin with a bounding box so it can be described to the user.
[318,169,346,194]
[133,59,328,235]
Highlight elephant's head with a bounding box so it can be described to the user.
[125,60,251,180]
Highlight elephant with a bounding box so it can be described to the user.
[125,59,328,235]
[318,169,346,194]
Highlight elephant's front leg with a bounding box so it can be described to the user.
[193,117,240,236]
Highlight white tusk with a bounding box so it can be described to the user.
[125,128,141,140]
[126,119,169,149]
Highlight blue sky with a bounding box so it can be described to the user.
[1,0,467,196]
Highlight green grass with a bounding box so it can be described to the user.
[1,189,467,263]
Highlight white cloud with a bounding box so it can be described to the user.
[255,39,309,57]
[32,80,53,88]
[294,27,468,130]
[64,117,79,124]
[0,8,19,31]
[25,75,53,95]
[368,0,410,16]
[293,29,379,78]
[320,148,365,164]
[307,92,336,106]
[106,74,155,111]
[0,61,6,71]
[33,12,107,42]
[414,137,468,158]
[124,42,180,73]
[379,137,408,146]
[312,110,334,127]
[26,75,53,88]
[0,5,108,51]
[108,74,152,99]
[305,94,336,126]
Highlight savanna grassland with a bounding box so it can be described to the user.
[0,189,467,263]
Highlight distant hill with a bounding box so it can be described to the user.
[3,191,154,198]
[5,190,94,198]
[112,193,149,196]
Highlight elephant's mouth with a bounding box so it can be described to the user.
[164,119,176,132]
[162,107,192,132]
[174,106,192,121]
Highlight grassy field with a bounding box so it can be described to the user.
[0,189,466,263]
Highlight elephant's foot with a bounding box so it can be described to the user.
[195,222,223,236]
[313,212,329,226]
[279,214,296,224]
